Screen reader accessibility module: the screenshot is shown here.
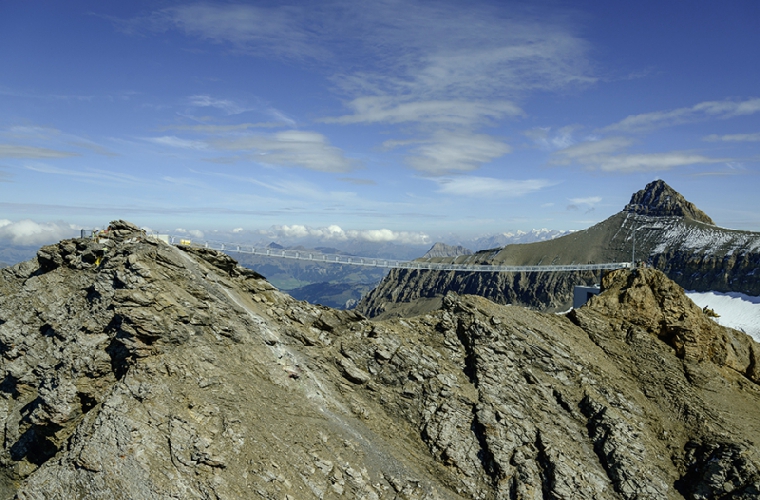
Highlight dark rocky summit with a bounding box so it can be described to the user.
[358,181,760,318]
[0,220,759,498]
[625,180,715,224]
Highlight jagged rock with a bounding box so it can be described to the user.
[0,227,758,498]
[580,268,760,383]
[422,243,473,259]
[625,180,714,224]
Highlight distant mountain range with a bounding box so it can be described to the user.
[358,180,760,318]
[468,228,571,250]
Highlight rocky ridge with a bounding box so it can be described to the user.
[358,180,760,318]
[422,243,473,259]
[625,180,714,224]
[0,220,759,498]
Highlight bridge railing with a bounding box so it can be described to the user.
[170,236,630,273]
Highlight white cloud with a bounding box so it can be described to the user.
[212,130,360,172]
[134,2,595,177]
[401,131,511,175]
[0,219,80,246]
[603,98,760,133]
[188,95,250,115]
[552,138,727,173]
[149,4,327,60]
[25,164,142,184]
[435,177,554,197]
[270,224,430,245]
[146,136,208,150]
[552,137,633,163]
[524,126,578,150]
[569,196,601,205]
[161,123,284,133]
[147,2,594,98]
[593,153,725,173]
[232,227,244,233]
[68,141,119,157]
[325,98,523,127]
[0,144,80,159]
[703,132,760,142]
[173,228,205,239]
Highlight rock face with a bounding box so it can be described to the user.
[0,222,759,498]
[423,243,473,259]
[625,180,715,224]
[359,181,760,317]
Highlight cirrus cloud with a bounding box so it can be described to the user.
[552,138,728,173]
[703,132,760,142]
[389,131,511,176]
[211,130,361,173]
[435,177,554,197]
[325,98,523,127]
[603,98,760,133]
[0,144,80,159]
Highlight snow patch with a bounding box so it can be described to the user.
[685,290,760,342]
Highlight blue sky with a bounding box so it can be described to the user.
[1,0,759,246]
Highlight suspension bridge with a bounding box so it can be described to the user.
[169,236,631,273]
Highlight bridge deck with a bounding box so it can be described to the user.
[171,236,631,273]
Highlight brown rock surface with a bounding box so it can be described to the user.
[0,223,758,498]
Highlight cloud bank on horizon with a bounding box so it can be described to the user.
[0,0,758,240]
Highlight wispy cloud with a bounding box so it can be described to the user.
[566,195,601,213]
[160,123,285,133]
[141,4,328,60]
[569,196,602,205]
[391,131,511,175]
[0,144,80,159]
[603,98,760,133]
[188,95,251,115]
[703,132,760,142]
[137,2,595,94]
[211,130,360,172]
[132,2,595,177]
[325,98,523,127]
[0,167,12,182]
[25,164,143,184]
[552,138,728,173]
[69,141,119,157]
[552,137,633,163]
[339,177,376,185]
[145,135,208,150]
[524,126,578,150]
[587,151,722,172]
[435,177,554,197]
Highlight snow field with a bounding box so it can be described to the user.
[685,291,760,342]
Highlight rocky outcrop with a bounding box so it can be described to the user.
[423,243,473,259]
[577,268,760,383]
[359,181,760,317]
[625,180,714,224]
[0,224,759,498]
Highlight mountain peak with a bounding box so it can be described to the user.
[422,242,473,258]
[624,180,714,224]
